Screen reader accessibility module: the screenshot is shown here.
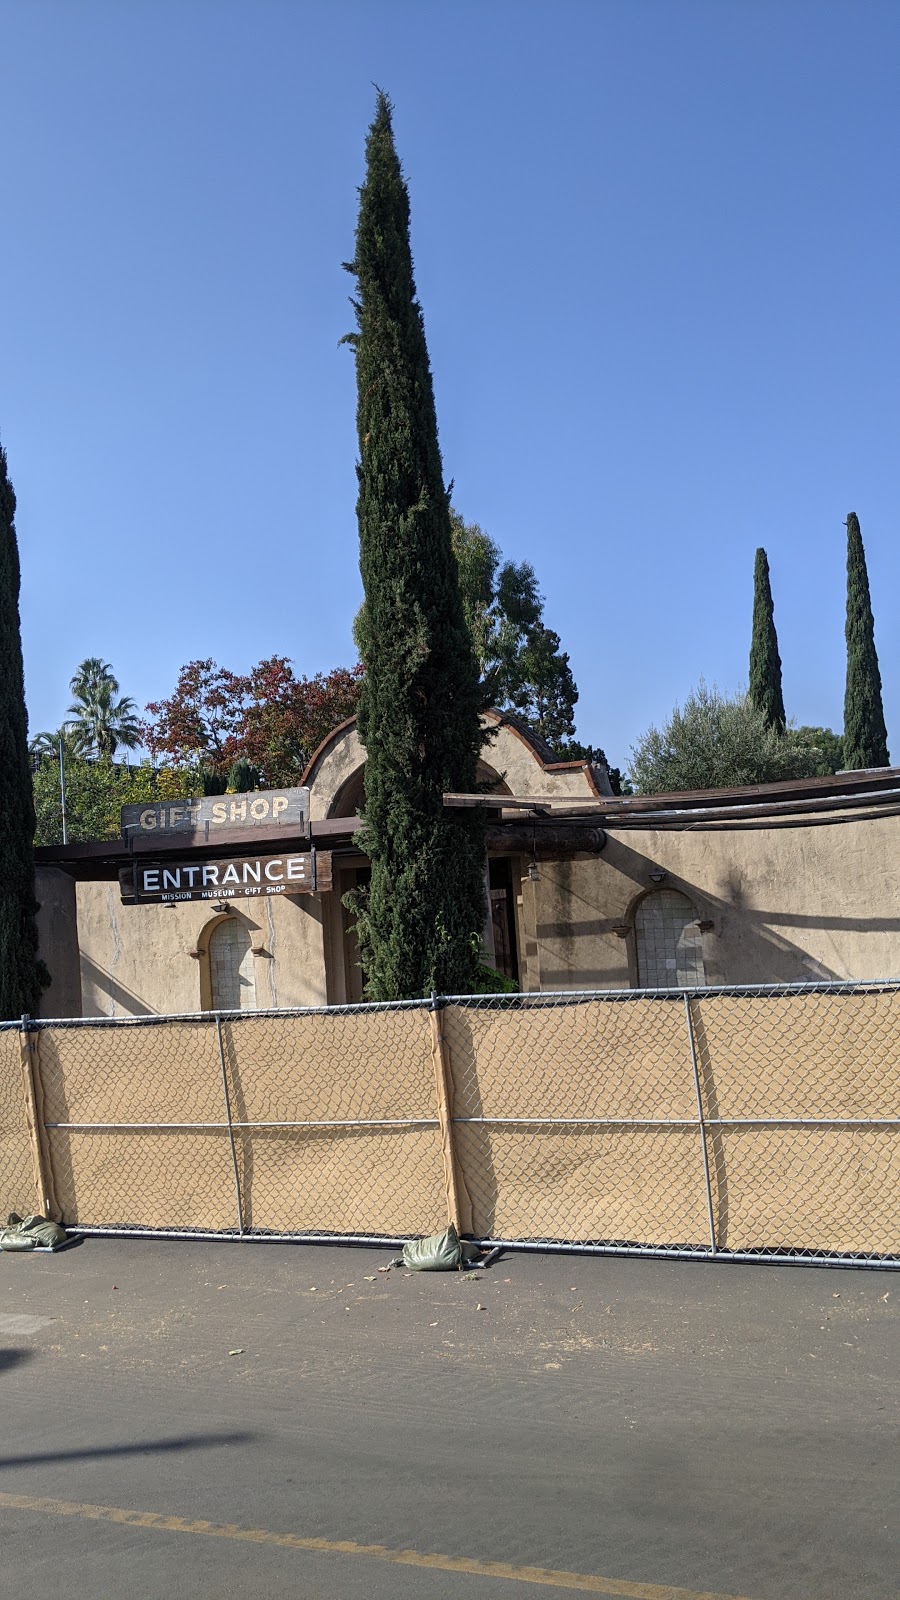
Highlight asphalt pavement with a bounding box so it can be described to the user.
[0,1236,896,1599]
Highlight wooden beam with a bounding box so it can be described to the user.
[485,824,606,853]
[443,792,583,813]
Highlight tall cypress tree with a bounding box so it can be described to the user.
[344,93,487,999]
[843,512,889,769]
[0,441,47,1018]
[748,547,786,732]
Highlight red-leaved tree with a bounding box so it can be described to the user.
[239,658,362,785]
[142,658,362,787]
[143,660,245,770]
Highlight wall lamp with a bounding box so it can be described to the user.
[648,868,667,884]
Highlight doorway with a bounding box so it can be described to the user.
[488,858,520,986]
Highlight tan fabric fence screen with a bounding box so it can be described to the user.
[1,984,898,1263]
[0,1028,39,1217]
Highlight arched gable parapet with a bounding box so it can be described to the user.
[302,720,367,821]
[302,710,607,821]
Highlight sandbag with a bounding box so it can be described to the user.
[402,1223,462,1271]
[401,1224,484,1271]
[0,1213,67,1252]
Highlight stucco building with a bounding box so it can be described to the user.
[33,713,900,1017]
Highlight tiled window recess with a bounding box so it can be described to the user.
[209,917,257,1010]
[634,890,706,988]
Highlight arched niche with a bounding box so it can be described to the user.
[191,911,264,1011]
[633,888,706,989]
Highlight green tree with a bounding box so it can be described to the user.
[66,657,141,759]
[29,725,81,764]
[227,758,261,793]
[344,92,487,999]
[748,548,785,731]
[0,442,48,1014]
[32,756,194,846]
[628,682,820,795]
[446,510,498,676]
[509,622,578,746]
[843,513,889,769]
[360,507,582,751]
[448,510,579,747]
[785,726,844,777]
[357,508,582,751]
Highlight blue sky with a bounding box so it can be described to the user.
[2,0,898,771]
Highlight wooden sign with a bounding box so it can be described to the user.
[121,788,310,845]
[119,850,332,905]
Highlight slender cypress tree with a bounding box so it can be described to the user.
[843,512,889,769]
[0,441,47,1018]
[344,93,487,999]
[748,548,785,732]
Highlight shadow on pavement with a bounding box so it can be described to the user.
[0,1349,34,1376]
[0,1429,256,1470]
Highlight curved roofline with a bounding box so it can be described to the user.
[484,710,606,797]
[301,709,605,798]
[300,716,360,788]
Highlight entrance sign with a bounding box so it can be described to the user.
[121,787,310,844]
[119,850,332,905]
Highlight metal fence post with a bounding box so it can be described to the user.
[215,1016,245,1235]
[19,1017,59,1221]
[683,994,717,1254]
[429,993,471,1235]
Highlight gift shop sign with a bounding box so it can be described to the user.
[121,787,310,846]
[119,851,332,905]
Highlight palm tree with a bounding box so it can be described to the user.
[28,726,81,765]
[67,658,141,759]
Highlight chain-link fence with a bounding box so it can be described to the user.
[439,986,900,1262]
[3,982,898,1265]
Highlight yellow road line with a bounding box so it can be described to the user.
[0,1489,757,1600]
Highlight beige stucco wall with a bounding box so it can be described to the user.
[526,808,900,990]
[68,881,334,1018]
[35,867,82,1018]
[36,803,900,1018]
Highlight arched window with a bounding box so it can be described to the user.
[208,917,257,1011]
[634,889,706,989]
